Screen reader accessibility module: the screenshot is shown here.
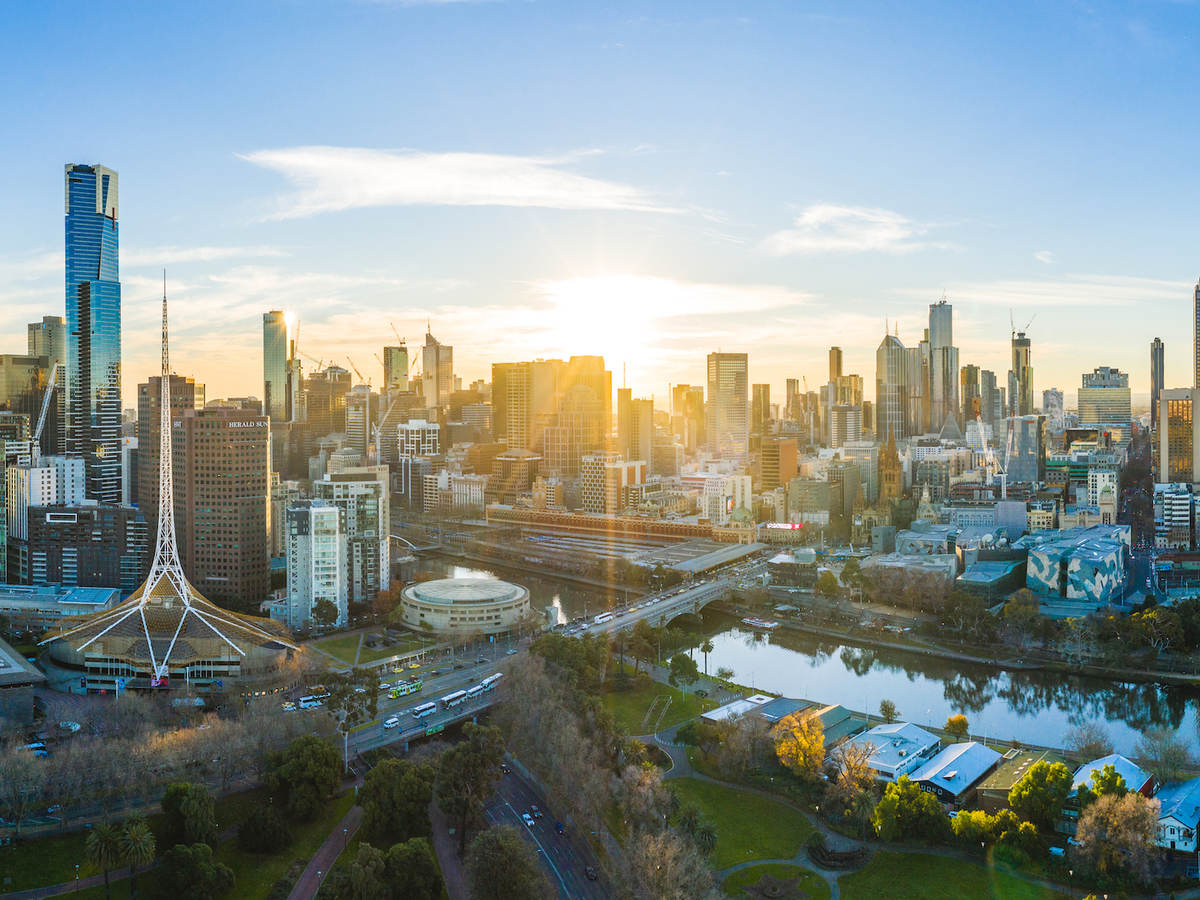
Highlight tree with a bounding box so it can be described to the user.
[667,652,700,687]
[624,829,719,900]
[120,819,156,900]
[325,669,381,773]
[816,570,840,598]
[86,823,123,900]
[715,666,734,682]
[162,782,217,847]
[1008,760,1073,833]
[361,758,435,844]
[267,735,340,822]
[0,744,45,838]
[826,742,878,838]
[465,826,549,900]
[774,711,825,780]
[311,597,339,629]
[435,723,505,852]
[347,843,389,900]
[695,821,718,857]
[944,713,969,741]
[386,837,442,900]
[699,639,714,676]
[1065,722,1114,760]
[236,804,291,853]
[841,557,863,589]
[878,699,898,724]
[1136,726,1192,785]
[1003,591,1041,645]
[1075,792,1160,884]
[159,843,235,900]
[871,776,951,843]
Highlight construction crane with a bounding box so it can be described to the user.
[1009,309,1036,339]
[389,322,404,346]
[31,366,57,464]
[299,351,323,371]
[346,356,369,386]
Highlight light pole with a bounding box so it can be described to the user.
[74,864,79,893]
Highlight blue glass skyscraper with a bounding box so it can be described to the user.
[65,164,122,504]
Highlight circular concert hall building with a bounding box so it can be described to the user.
[399,577,531,636]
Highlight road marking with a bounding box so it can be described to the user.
[504,800,570,897]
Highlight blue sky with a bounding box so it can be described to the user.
[1,0,1197,406]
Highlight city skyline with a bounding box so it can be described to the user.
[4,3,1200,405]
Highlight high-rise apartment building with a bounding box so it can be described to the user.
[383,344,408,393]
[304,367,352,435]
[344,386,377,458]
[1160,389,1200,483]
[65,164,122,504]
[928,300,959,430]
[671,383,705,450]
[960,365,981,423]
[705,352,748,459]
[1194,281,1200,389]
[314,467,389,607]
[136,374,203,539]
[397,419,440,457]
[1078,366,1131,435]
[27,504,148,593]
[1151,338,1165,431]
[1042,388,1065,433]
[27,316,66,454]
[751,383,771,436]
[581,450,644,514]
[1011,331,1034,416]
[173,408,271,609]
[830,405,863,448]
[285,500,347,630]
[829,347,843,382]
[617,390,653,463]
[980,370,998,425]
[262,311,292,422]
[1003,415,1046,484]
[422,329,453,410]
[875,333,909,440]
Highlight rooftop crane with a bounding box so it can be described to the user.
[389,322,404,345]
[346,356,369,386]
[31,366,57,464]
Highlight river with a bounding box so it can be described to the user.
[417,557,1200,755]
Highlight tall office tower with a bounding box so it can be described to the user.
[875,333,909,440]
[344,386,378,459]
[751,383,771,435]
[759,437,798,491]
[27,316,66,454]
[1007,370,1020,416]
[262,311,291,422]
[995,386,1007,423]
[671,383,705,450]
[928,299,959,430]
[1012,330,1034,415]
[492,360,561,452]
[616,387,632,454]
[174,408,271,610]
[829,347,843,382]
[27,316,66,370]
[314,467,389,607]
[960,365,981,423]
[1042,388,1065,433]
[1151,338,1165,431]
[1078,367,1132,435]
[904,339,930,434]
[1003,415,1046,484]
[617,390,653,462]
[705,352,749,459]
[383,345,408,393]
[1160,389,1200,482]
[829,405,863,448]
[979,370,998,425]
[785,378,802,420]
[64,164,122,504]
[1195,281,1200,389]
[136,374,203,540]
[422,328,453,410]
[285,500,347,630]
[580,450,644,514]
[304,366,352,435]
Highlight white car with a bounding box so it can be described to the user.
[58,721,81,733]
[522,813,535,827]
[383,716,400,729]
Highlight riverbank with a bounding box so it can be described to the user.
[714,599,1200,689]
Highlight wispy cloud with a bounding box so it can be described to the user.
[1034,250,1056,264]
[122,245,287,267]
[896,273,1188,309]
[239,146,678,219]
[762,203,951,255]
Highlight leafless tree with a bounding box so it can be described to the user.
[621,829,720,900]
[0,743,47,837]
[1064,722,1114,761]
[1136,726,1193,785]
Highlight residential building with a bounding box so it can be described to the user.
[314,467,390,607]
[830,405,863,448]
[1012,330,1033,416]
[829,346,843,382]
[285,500,347,630]
[980,369,998,425]
[581,450,644,514]
[421,328,453,410]
[960,364,981,423]
[383,344,408,393]
[27,505,149,593]
[618,389,654,463]
[262,310,291,422]
[26,316,66,454]
[1155,778,1200,853]
[270,477,304,557]
[706,352,749,459]
[398,418,440,457]
[64,164,122,503]
[1151,338,1165,432]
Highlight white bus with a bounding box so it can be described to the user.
[466,684,485,700]
[480,673,503,692]
[298,693,330,709]
[593,612,614,625]
[411,702,437,719]
[440,690,468,709]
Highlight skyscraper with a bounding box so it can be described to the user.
[1078,366,1132,435]
[1152,337,1165,431]
[1042,388,1064,433]
[64,164,121,503]
[1011,330,1033,416]
[136,374,204,544]
[928,299,959,430]
[751,383,771,435]
[705,352,749,459]
[979,369,998,425]
[422,328,453,410]
[383,344,408,393]
[875,332,908,440]
[1194,281,1200,390]
[829,347,843,382]
[262,311,290,422]
[960,364,981,423]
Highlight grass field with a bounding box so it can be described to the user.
[313,633,363,663]
[838,852,1068,900]
[722,863,830,898]
[601,674,715,735]
[666,778,814,871]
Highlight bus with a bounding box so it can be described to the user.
[593,612,614,625]
[480,673,503,693]
[411,702,437,719]
[298,693,330,709]
[440,690,468,709]
[390,679,423,699]
[466,684,485,700]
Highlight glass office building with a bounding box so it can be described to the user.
[262,310,290,421]
[65,164,121,504]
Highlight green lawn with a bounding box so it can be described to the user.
[601,675,716,735]
[722,863,830,899]
[358,634,432,663]
[313,633,363,664]
[666,778,814,871]
[838,852,1067,900]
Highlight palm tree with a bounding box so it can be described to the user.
[121,819,156,900]
[695,821,718,857]
[699,639,714,676]
[85,823,123,900]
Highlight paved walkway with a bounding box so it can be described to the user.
[286,804,363,900]
[428,800,470,900]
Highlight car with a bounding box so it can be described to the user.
[530,804,542,818]
[429,669,442,675]
[506,649,517,655]
[555,821,564,834]
[585,866,598,881]
[383,716,400,729]
[453,663,465,670]
[281,701,297,712]
[58,721,81,733]
[378,682,391,691]
[354,687,367,694]
[522,813,535,827]
[408,662,420,669]
[500,763,511,774]
[476,656,487,663]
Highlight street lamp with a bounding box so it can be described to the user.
[74,864,79,893]
[344,827,348,850]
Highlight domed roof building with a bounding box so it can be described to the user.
[41,290,296,695]
[399,577,530,636]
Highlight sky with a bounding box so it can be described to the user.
[1,0,1198,409]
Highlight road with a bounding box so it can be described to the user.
[484,765,607,900]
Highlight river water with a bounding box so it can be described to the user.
[417,557,1200,755]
